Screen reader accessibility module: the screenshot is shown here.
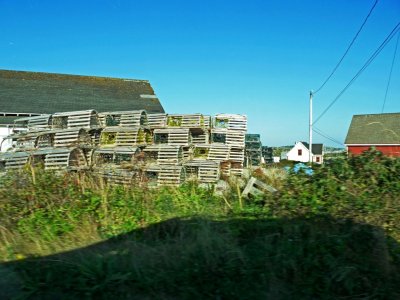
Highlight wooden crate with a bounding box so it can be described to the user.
[52,110,100,129]
[98,110,148,127]
[184,159,220,183]
[143,144,183,165]
[153,128,191,146]
[147,113,167,129]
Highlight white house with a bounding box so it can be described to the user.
[286,141,324,164]
[0,124,14,152]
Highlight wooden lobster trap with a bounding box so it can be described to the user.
[218,161,244,177]
[94,168,138,185]
[13,114,52,133]
[227,148,245,176]
[147,113,167,129]
[213,114,247,131]
[4,128,94,150]
[184,159,220,183]
[2,148,88,171]
[92,147,141,184]
[153,128,191,146]
[245,134,262,166]
[143,144,183,165]
[190,128,210,145]
[48,128,93,148]
[41,148,88,171]
[166,114,207,129]
[229,148,245,163]
[52,110,100,129]
[192,143,231,161]
[142,164,185,187]
[100,127,151,147]
[210,128,245,148]
[2,151,30,170]
[0,153,6,171]
[98,110,148,127]
[2,131,42,151]
[229,162,244,176]
[92,147,140,168]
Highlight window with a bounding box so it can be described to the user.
[298,149,302,156]
[316,156,320,163]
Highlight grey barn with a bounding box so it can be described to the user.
[0,69,165,125]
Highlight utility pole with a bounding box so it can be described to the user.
[309,90,313,166]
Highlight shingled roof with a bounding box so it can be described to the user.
[345,113,400,145]
[301,142,323,155]
[0,70,164,124]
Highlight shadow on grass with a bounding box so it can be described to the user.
[1,215,400,299]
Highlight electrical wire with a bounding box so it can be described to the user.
[313,127,344,146]
[313,21,400,125]
[314,0,379,94]
[381,31,400,113]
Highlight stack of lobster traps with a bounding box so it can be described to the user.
[0,110,99,172]
[0,109,248,187]
[209,114,247,176]
[245,134,263,166]
[93,110,150,185]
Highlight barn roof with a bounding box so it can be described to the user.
[345,113,400,145]
[0,69,164,124]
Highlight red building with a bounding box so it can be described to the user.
[345,113,400,157]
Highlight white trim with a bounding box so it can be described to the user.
[0,112,41,116]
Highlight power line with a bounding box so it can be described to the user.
[314,0,379,94]
[313,21,400,125]
[313,127,344,146]
[381,31,400,113]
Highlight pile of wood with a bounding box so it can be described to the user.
[0,110,248,186]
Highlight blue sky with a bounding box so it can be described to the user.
[1,0,399,146]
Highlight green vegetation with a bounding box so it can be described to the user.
[167,116,182,127]
[0,150,399,299]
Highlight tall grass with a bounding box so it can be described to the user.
[0,150,399,299]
